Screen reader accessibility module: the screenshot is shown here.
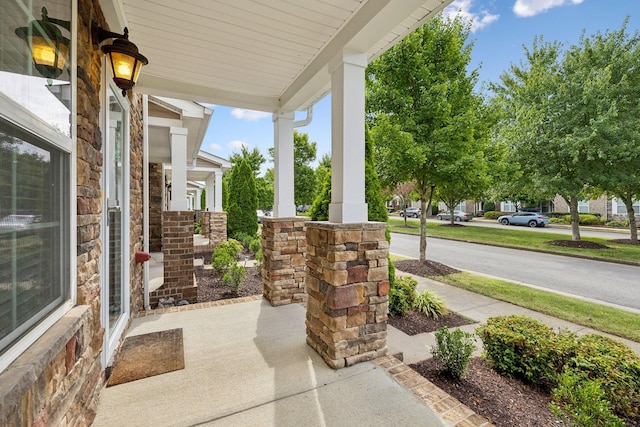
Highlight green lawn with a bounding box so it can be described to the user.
[387,217,640,264]
[435,272,640,342]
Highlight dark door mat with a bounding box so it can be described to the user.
[107,328,184,386]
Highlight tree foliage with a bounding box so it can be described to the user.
[226,159,258,237]
[269,130,317,206]
[491,20,640,240]
[229,146,265,177]
[367,15,492,260]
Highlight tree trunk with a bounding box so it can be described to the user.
[623,197,638,241]
[449,199,455,226]
[568,197,581,241]
[418,186,435,263]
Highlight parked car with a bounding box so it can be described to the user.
[399,207,421,218]
[497,212,550,228]
[436,210,472,222]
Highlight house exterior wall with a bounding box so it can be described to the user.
[0,0,146,423]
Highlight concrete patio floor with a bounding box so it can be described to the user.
[92,298,448,427]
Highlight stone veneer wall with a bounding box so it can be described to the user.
[149,163,163,252]
[149,211,196,307]
[305,222,389,369]
[0,0,129,424]
[201,211,227,247]
[261,217,309,306]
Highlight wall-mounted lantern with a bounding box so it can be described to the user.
[93,23,148,96]
[15,7,70,79]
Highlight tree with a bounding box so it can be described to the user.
[492,21,640,241]
[269,130,317,207]
[314,154,331,200]
[365,127,388,224]
[256,170,274,210]
[226,159,258,237]
[367,15,491,261]
[229,146,265,177]
[392,182,416,226]
[200,188,206,211]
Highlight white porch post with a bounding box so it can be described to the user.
[328,50,368,223]
[214,171,223,212]
[205,175,215,211]
[169,126,188,211]
[273,111,296,217]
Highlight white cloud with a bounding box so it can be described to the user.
[227,140,248,151]
[208,143,222,151]
[513,0,584,17]
[230,108,270,121]
[443,0,500,33]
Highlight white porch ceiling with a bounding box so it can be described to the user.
[100,0,451,112]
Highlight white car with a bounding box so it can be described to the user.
[436,210,472,222]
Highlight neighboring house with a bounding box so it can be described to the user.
[1,0,449,425]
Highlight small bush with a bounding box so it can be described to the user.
[388,276,417,316]
[222,264,246,293]
[254,247,263,274]
[414,290,447,318]
[231,231,256,250]
[550,368,624,427]
[606,220,628,228]
[476,315,577,388]
[248,237,261,254]
[564,214,601,225]
[431,327,476,379]
[483,211,502,220]
[565,334,640,418]
[194,219,202,234]
[211,239,243,273]
[549,211,571,219]
[483,202,496,212]
[549,217,566,224]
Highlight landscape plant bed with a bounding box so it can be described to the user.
[195,266,262,302]
[411,357,567,427]
[388,310,474,335]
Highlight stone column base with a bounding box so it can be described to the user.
[305,221,389,369]
[261,217,309,306]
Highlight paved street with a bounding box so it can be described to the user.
[390,232,640,312]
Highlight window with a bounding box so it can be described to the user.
[616,199,640,215]
[578,200,589,213]
[0,0,73,366]
[502,201,516,212]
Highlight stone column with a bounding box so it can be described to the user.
[150,211,196,307]
[261,216,308,306]
[305,222,389,369]
[209,211,227,247]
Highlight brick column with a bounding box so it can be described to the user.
[209,212,227,247]
[305,222,389,369]
[149,162,163,252]
[150,211,196,307]
[261,217,309,306]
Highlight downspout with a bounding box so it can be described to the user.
[293,106,313,128]
[143,94,150,310]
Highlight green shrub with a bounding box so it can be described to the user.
[431,327,476,379]
[550,368,624,427]
[254,247,263,274]
[483,202,496,212]
[483,211,502,220]
[388,258,397,286]
[565,334,640,418]
[388,276,417,316]
[211,239,243,273]
[414,290,447,318]
[606,220,628,228]
[222,264,246,293]
[194,219,202,234]
[549,211,571,218]
[476,315,577,388]
[248,237,261,254]
[564,214,601,225]
[549,217,566,224]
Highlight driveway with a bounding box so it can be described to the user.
[390,232,640,312]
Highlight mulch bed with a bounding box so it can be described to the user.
[388,310,474,335]
[610,238,640,245]
[394,259,460,277]
[546,240,610,249]
[411,358,567,427]
[195,266,262,302]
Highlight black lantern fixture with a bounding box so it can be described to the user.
[15,7,70,79]
[93,23,148,96]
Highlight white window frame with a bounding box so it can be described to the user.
[613,198,640,215]
[578,200,589,213]
[0,0,77,372]
[502,201,516,212]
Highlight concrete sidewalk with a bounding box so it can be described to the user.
[389,271,640,365]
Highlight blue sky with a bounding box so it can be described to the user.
[200,0,640,174]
